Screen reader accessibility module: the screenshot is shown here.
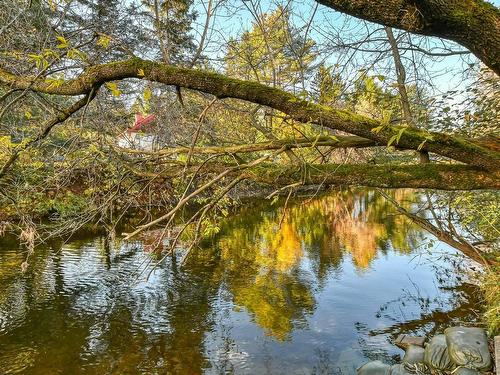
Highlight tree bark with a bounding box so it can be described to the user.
[315,0,500,76]
[242,164,500,191]
[385,26,430,164]
[114,135,376,156]
[120,161,500,190]
[1,59,499,170]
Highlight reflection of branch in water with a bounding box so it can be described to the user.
[377,190,495,267]
[354,321,402,365]
[369,282,481,339]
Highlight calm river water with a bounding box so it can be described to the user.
[0,189,482,374]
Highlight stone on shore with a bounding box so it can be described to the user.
[356,360,391,375]
[445,327,492,371]
[389,363,414,375]
[402,345,425,365]
[453,368,480,375]
[424,334,454,371]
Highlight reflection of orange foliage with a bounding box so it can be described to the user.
[332,218,386,268]
[139,229,165,252]
[216,189,420,340]
[222,190,415,274]
[270,189,417,270]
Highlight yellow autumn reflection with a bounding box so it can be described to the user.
[217,189,423,340]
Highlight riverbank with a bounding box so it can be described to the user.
[358,327,496,374]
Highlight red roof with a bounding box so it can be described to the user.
[127,113,156,133]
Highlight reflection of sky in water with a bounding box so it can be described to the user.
[0,189,482,374]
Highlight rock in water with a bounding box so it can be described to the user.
[424,334,454,371]
[402,345,425,365]
[394,334,426,349]
[453,368,479,375]
[389,364,412,375]
[356,360,391,375]
[444,327,492,371]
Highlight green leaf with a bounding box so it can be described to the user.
[395,127,406,144]
[381,110,392,126]
[143,88,152,101]
[67,48,87,61]
[311,134,321,148]
[417,139,427,151]
[56,36,69,49]
[97,35,111,48]
[387,134,398,147]
[329,135,339,142]
[28,54,43,69]
[45,77,65,89]
[105,82,121,97]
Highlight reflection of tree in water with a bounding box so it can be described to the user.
[218,225,315,341]
[246,189,423,272]
[214,188,423,340]
[0,236,225,374]
[0,188,482,373]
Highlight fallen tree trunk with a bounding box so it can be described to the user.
[241,163,500,191]
[315,0,500,76]
[113,135,376,156]
[1,59,499,170]
[117,162,498,240]
[120,159,500,190]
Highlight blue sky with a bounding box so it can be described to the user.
[190,0,499,98]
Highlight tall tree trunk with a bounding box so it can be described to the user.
[385,26,430,164]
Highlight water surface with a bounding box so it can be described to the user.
[0,189,482,374]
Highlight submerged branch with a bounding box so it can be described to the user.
[378,190,497,267]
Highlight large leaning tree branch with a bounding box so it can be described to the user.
[315,0,500,76]
[112,135,377,157]
[118,162,499,241]
[240,163,500,191]
[116,156,500,190]
[1,58,499,171]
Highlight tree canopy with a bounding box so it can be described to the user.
[0,0,499,243]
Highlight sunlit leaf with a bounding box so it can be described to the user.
[387,134,398,147]
[56,36,69,49]
[105,82,121,97]
[143,88,152,101]
[97,35,111,48]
